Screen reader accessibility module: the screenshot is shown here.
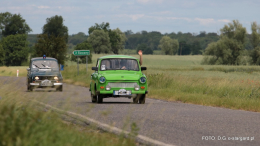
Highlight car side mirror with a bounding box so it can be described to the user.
[141,67,147,71]
[92,67,98,71]
[27,68,30,71]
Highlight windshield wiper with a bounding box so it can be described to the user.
[33,64,40,68]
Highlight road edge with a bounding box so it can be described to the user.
[34,101,175,146]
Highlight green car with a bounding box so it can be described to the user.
[27,56,63,91]
[90,55,148,104]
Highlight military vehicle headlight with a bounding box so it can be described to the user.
[54,76,58,80]
[35,76,39,80]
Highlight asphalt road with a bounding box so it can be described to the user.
[1,76,260,146]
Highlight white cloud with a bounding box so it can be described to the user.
[194,18,215,25]
[218,19,231,23]
[37,6,50,9]
[116,14,145,21]
[167,17,192,22]
[137,0,164,4]
[137,0,149,3]
[130,14,145,20]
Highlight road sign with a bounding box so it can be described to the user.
[72,50,90,75]
[73,50,90,56]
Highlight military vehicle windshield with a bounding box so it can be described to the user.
[32,60,59,69]
[100,59,139,71]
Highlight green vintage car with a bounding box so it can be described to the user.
[27,56,63,91]
[90,55,148,104]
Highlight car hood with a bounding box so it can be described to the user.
[101,71,142,81]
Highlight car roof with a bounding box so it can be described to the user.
[98,55,137,60]
[31,57,57,61]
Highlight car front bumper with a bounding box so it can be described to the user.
[97,90,148,95]
[30,82,63,87]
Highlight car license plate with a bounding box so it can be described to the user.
[41,80,52,86]
[113,89,131,95]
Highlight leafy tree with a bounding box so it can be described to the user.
[136,43,153,54]
[197,31,206,37]
[34,34,67,65]
[71,41,93,63]
[158,36,179,55]
[250,22,260,64]
[191,40,202,55]
[109,30,121,54]
[34,15,68,64]
[0,12,32,37]
[203,20,247,65]
[0,43,4,65]
[42,15,68,43]
[179,41,191,55]
[125,30,134,36]
[1,34,29,66]
[87,29,111,54]
[88,22,110,35]
[88,22,125,54]
[68,32,88,45]
[110,28,127,54]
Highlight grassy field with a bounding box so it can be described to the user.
[1,54,260,113]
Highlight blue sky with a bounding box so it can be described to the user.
[1,0,259,35]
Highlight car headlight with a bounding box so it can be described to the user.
[140,77,146,83]
[54,76,58,80]
[106,85,111,91]
[99,76,106,83]
[134,84,140,91]
[35,76,39,80]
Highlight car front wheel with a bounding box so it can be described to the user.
[91,94,97,103]
[139,94,146,104]
[27,85,33,92]
[97,95,103,103]
[56,86,63,92]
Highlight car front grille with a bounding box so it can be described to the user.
[38,76,54,80]
[107,82,137,88]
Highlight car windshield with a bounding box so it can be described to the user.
[31,60,59,69]
[100,59,139,71]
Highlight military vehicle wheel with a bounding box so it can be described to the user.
[56,86,63,91]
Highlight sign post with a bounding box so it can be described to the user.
[73,50,90,75]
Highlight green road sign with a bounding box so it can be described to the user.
[73,50,90,56]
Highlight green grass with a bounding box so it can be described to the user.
[1,54,260,112]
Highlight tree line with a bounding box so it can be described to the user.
[0,11,259,66]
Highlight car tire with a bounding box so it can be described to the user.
[97,95,103,103]
[139,94,146,104]
[91,94,97,103]
[28,85,33,92]
[133,96,139,104]
[56,86,63,92]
